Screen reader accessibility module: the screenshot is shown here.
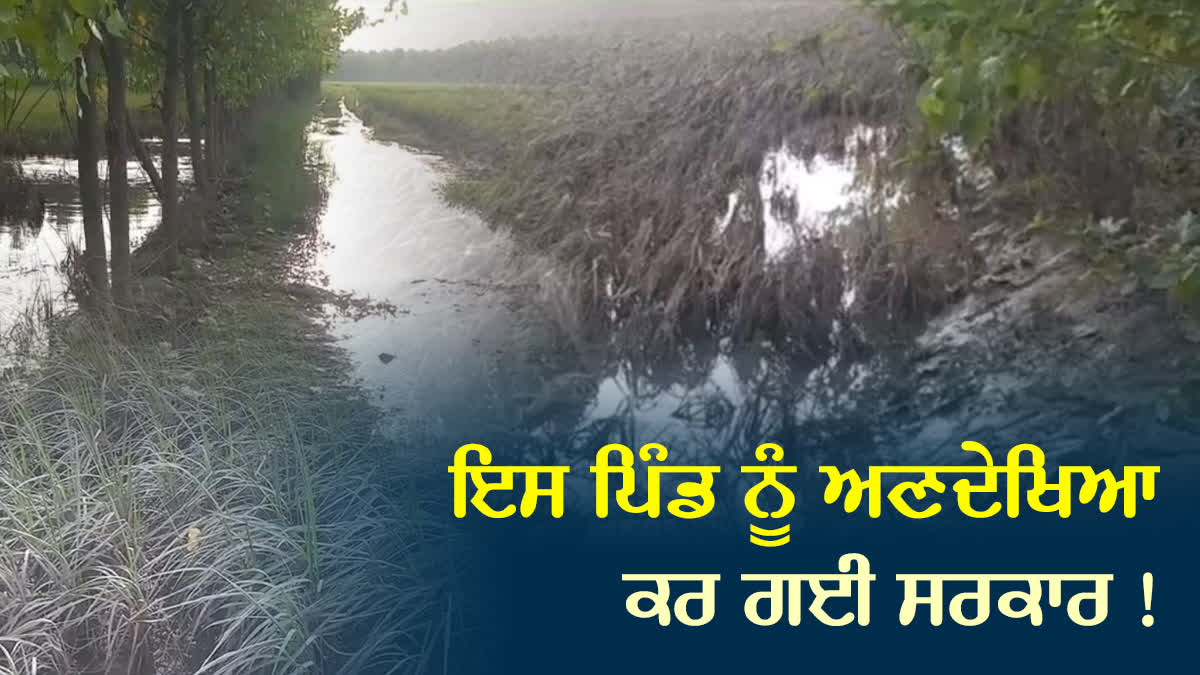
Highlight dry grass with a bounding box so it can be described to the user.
[332,9,950,366]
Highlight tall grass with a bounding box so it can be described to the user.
[0,320,443,674]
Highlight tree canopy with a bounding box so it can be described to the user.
[869,0,1200,148]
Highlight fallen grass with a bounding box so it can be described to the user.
[0,92,445,674]
[328,0,1200,368]
[0,84,162,157]
[327,9,938,363]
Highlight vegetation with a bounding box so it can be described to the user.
[324,81,559,159]
[1,2,446,674]
[871,0,1200,317]
[0,84,159,155]
[1,84,445,674]
[3,0,1198,669]
[1,0,371,322]
[329,9,933,366]
[330,0,1200,357]
[871,0,1200,149]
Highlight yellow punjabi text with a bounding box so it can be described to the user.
[820,441,1158,519]
[448,444,571,518]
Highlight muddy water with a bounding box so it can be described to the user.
[0,146,191,357]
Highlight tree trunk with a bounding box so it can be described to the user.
[203,66,219,182]
[182,8,206,194]
[77,40,110,312]
[161,0,183,270]
[105,6,133,315]
[127,115,164,198]
[182,9,208,246]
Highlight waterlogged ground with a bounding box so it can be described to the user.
[0,146,191,359]
[8,104,1187,472]
[302,104,1199,476]
[304,108,559,438]
[303,106,880,449]
[4,106,1190,473]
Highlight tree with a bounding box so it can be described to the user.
[77,36,110,312]
[2,0,366,326]
[868,0,1200,149]
[1,0,132,315]
[160,0,182,270]
[182,0,206,196]
[105,0,134,313]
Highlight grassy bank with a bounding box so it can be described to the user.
[0,85,162,157]
[323,81,561,162]
[0,96,443,674]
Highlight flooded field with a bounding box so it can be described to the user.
[302,106,911,465]
[0,146,191,360]
[302,103,1196,475]
[5,102,1186,470]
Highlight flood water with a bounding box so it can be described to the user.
[4,104,1177,470]
[0,146,191,359]
[306,111,537,439]
[306,104,905,465]
[304,103,1199,477]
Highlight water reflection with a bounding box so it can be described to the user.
[0,146,192,360]
[307,104,1191,481]
[753,124,894,263]
[306,106,896,459]
[307,107,531,437]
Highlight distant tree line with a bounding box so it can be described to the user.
[330,3,836,87]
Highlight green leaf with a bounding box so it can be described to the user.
[918,91,945,118]
[68,0,103,19]
[55,33,78,64]
[1015,61,1042,100]
[962,108,991,150]
[105,10,128,37]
